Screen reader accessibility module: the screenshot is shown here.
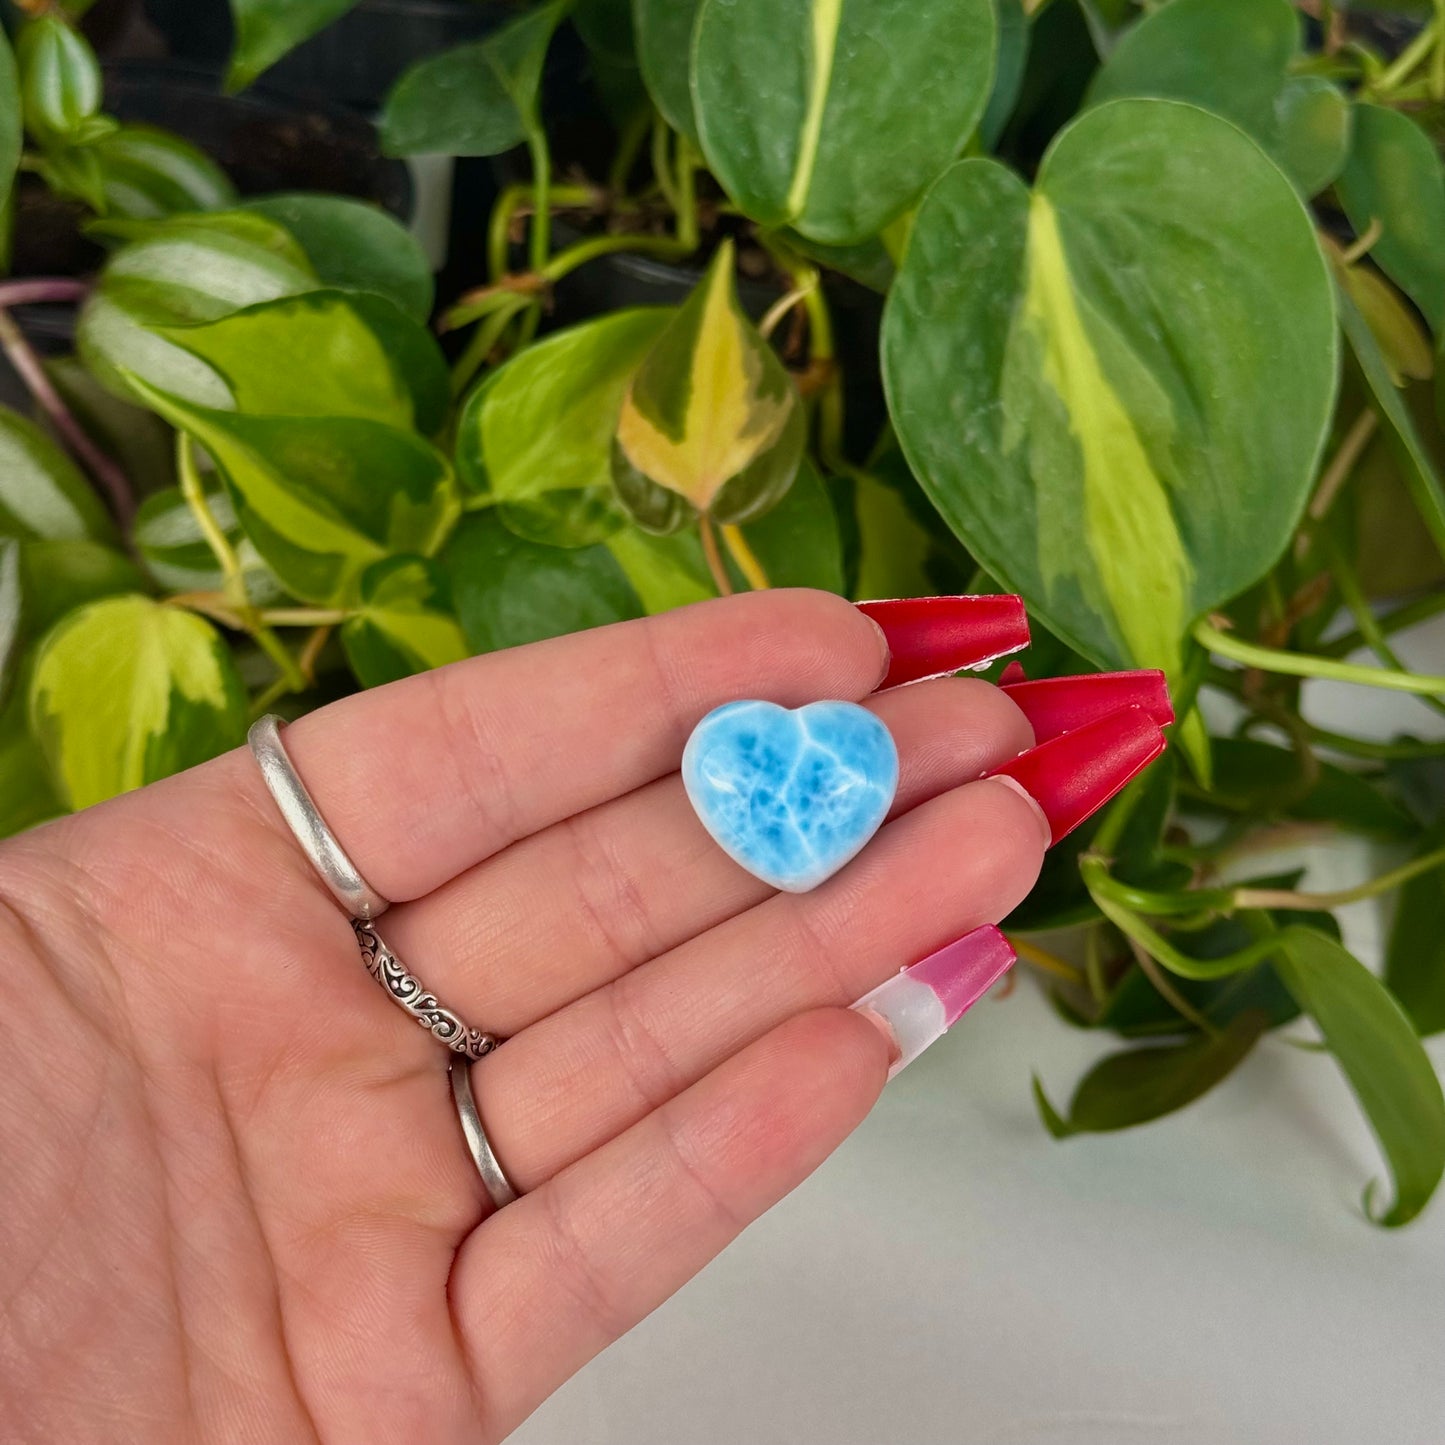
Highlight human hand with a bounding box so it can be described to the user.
[0,590,1164,1443]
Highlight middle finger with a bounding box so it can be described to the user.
[378,676,1034,1036]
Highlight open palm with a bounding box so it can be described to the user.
[0,591,1045,1444]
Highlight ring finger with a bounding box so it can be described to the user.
[464,771,1051,1192]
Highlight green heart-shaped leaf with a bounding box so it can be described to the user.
[18,538,149,642]
[1085,0,1350,197]
[29,594,247,809]
[979,0,1029,151]
[1273,928,1445,1227]
[0,406,116,542]
[134,484,285,603]
[612,242,803,533]
[883,99,1337,679]
[1,28,23,220]
[340,555,469,688]
[226,0,361,92]
[443,511,644,653]
[89,124,237,220]
[380,1,566,157]
[0,688,62,839]
[1034,1010,1270,1137]
[692,0,995,245]
[634,0,701,140]
[458,307,671,546]
[1336,103,1445,333]
[127,375,458,607]
[1384,847,1445,1039]
[1336,276,1445,561]
[78,210,319,405]
[605,457,844,604]
[242,194,435,324]
[152,290,432,430]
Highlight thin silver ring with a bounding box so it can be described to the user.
[248,713,514,1199]
[450,1057,520,1209]
[248,714,391,921]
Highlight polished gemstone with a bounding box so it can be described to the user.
[682,700,899,892]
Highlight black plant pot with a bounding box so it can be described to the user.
[2,62,411,410]
[141,0,520,113]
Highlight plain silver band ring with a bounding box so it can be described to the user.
[450,1058,520,1208]
[248,714,391,921]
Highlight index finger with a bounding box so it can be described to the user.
[238,589,888,902]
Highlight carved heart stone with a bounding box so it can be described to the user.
[682,700,899,893]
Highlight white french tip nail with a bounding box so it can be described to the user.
[850,925,1017,1079]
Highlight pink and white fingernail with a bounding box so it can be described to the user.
[852,926,1017,1078]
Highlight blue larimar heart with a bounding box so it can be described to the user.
[682,700,899,893]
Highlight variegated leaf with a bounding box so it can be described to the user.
[883,99,1337,683]
[612,241,803,534]
[29,594,247,809]
[692,0,995,245]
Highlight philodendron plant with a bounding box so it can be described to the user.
[5,0,1445,1226]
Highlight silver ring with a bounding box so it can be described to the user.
[450,1057,519,1209]
[248,714,391,921]
[353,920,498,1062]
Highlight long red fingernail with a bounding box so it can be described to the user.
[856,596,1029,689]
[1002,670,1174,742]
[987,705,1167,845]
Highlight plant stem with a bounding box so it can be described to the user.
[1194,617,1445,698]
[1319,589,1445,658]
[721,524,770,589]
[1007,936,1086,987]
[297,624,333,681]
[1233,841,1445,912]
[249,674,293,721]
[449,296,529,397]
[759,281,817,341]
[674,132,700,252]
[1084,922,1109,1004]
[609,107,650,195]
[0,304,135,525]
[526,127,552,275]
[1317,526,1445,718]
[258,607,348,627]
[1126,936,1219,1036]
[0,278,89,307]
[1339,219,1383,267]
[541,231,691,281]
[650,115,681,213]
[1305,723,1445,760]
[486,182,598,281]
[176,434,243,602]
[1083,856,1278,983]
[698,514,734,596]
[1369,17,1438,95]
[1306,407,1377,530]
[176,434,306,692]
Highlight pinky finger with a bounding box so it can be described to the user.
[450,1007,894,1439]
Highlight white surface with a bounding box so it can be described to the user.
[512,623,1445,1445]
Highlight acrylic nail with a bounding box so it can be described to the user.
[856,595,1030,690]
[1001,669,1174,742]
[999,660,1027,685]
[852,925,1017,1078]
[987,704,1167,845]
